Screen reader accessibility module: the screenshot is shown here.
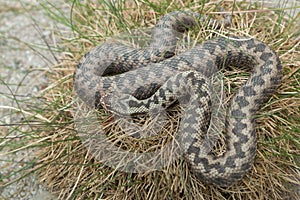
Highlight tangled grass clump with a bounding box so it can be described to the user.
[2,0,299,199]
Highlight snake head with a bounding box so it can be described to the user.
[108,93,136,116]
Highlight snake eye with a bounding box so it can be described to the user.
[163,51,175,59]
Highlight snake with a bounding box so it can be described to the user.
[74,10,283,187]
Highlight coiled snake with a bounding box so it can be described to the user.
[74,10,282,187]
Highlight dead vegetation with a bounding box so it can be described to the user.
[32,0,300,199]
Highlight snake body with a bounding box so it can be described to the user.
[74,11,282,187]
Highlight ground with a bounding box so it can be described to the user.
[0,0,299,199]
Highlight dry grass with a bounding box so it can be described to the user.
[14,0,300,199]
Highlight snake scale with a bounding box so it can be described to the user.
[74,10,282,187]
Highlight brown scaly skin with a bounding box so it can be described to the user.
[74,11,282,187]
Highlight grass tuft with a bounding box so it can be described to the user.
[1,0,299,199]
